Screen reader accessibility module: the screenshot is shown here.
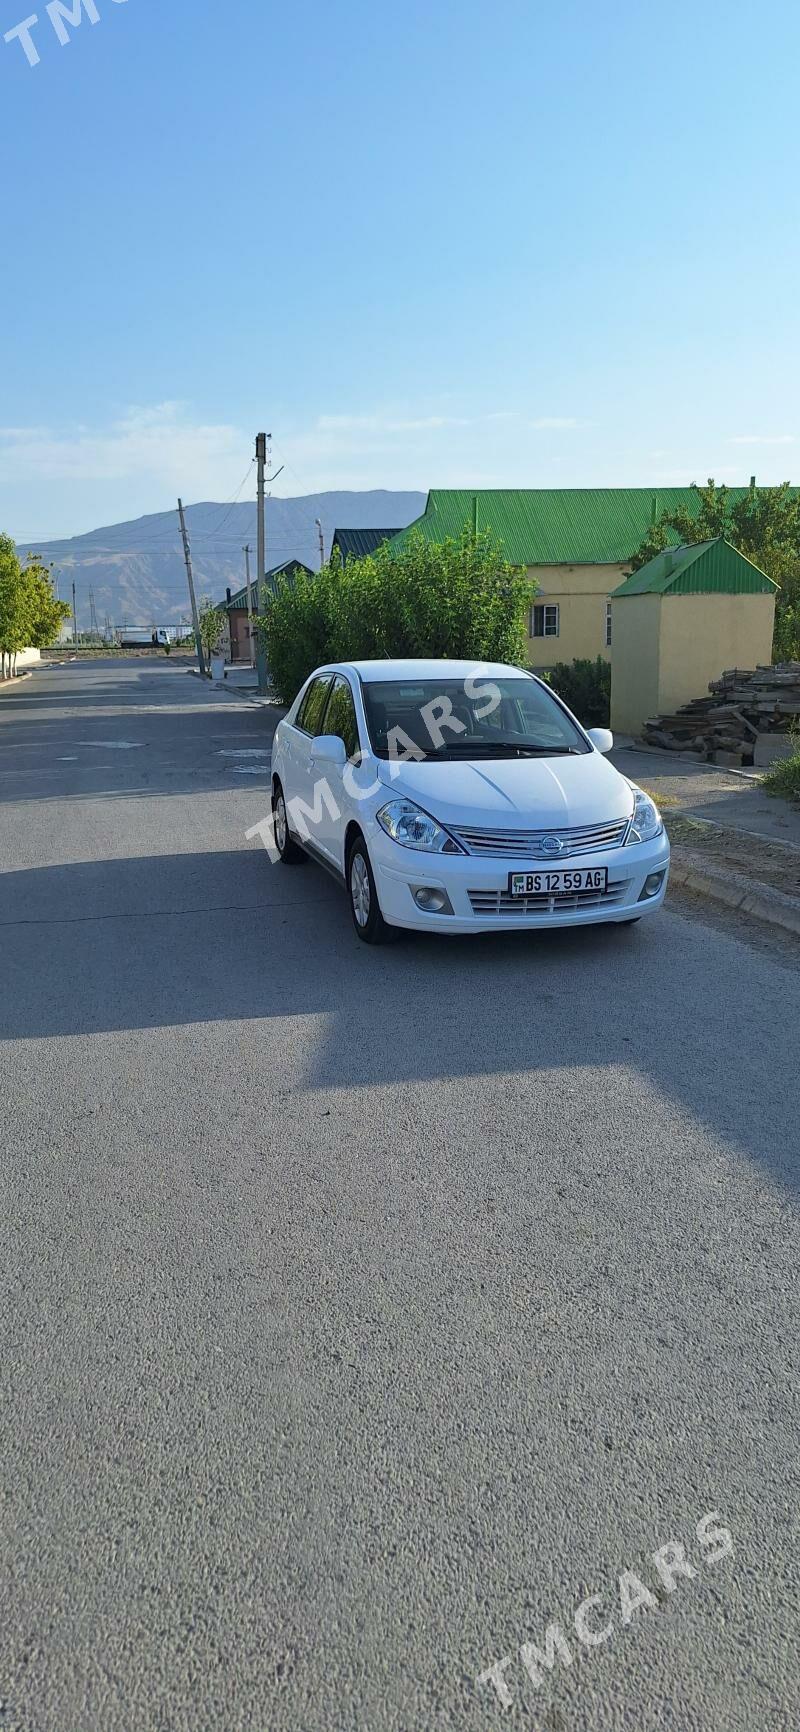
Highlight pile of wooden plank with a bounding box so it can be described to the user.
[643,663,800,765]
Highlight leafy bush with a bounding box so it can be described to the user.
[762,736,800,803]
[773,601,800,663]
[546,656,611,726]
[259,531,533,705]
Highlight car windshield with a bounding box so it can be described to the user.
[360,677,590,760]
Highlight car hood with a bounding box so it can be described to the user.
[376,752,634,829]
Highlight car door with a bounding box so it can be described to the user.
[311,674,362,867]
[282,673,334,833]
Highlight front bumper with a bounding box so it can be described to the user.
[368,829,671,934]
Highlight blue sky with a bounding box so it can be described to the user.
[1,0,799,538]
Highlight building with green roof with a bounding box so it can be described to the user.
[389,487,786,672]
[331,527,404,564]
[609,538,778,738]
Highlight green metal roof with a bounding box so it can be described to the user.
[388,487,796,567]
[331,528,403,563]
[611,537,778,598]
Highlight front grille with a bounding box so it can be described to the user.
[453,819,629,858]
[468,881,631,917]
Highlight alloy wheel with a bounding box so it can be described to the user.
[275,792,287,853]
[350,852,371,927]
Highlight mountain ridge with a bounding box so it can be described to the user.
[18,490,426,631]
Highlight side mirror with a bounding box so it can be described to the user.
[311,733,347,768]
[587,727,614,754]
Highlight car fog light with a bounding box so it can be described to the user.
[412,886,453,914]
[640,871,666,900]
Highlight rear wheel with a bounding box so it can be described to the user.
[347,836,396,944]
[272,781,307,865]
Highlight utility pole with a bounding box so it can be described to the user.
[72,581,78,651]
[177,498,206,677]
[243,543,254,665]
[315,517,325,569]
[255,432,268,692]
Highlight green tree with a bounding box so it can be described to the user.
[628,480,800,660]
[0,535,27,676]
[198,598,228,669]
[20,556,70,647]
[0,539,71,676]
[258,530,534,704]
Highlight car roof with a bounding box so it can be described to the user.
[339,659,531,683]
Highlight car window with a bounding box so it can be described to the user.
[296,675,333,735]
[361,678,589,759]
[321,675,360,760]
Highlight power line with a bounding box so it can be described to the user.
[199,460,257,539]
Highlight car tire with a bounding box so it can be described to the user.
[347,835,396,944]
[272,781,307,865]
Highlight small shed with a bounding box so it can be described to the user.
[224,559,314,663]
[610,537,778,738]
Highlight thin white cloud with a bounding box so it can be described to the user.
[0,403,248,490]
[728,434,795,446]
[646,464,742,483]
[317,411,490,435]
[529,417,581,431]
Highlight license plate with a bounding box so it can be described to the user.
[508,867,609,897]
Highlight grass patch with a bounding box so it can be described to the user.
[762,749,800,804]
[639,784,679,808]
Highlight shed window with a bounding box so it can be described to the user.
[606,602,612,647]
[530,603,560,638]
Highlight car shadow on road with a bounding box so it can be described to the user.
[1,848,797,1196]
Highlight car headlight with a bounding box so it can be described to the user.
[625,787,664,844]
[376,798,464,853]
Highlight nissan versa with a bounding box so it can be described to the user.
[268,659,669,942]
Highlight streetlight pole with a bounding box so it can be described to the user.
[255,433,268,693]
[315,518,325,569]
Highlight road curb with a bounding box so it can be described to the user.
[670,851,800,936]
[0,671,33,693]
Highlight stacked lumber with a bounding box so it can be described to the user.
[643,663,800,765]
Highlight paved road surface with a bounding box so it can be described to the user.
[1,660,798,1732]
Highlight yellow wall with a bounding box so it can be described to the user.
[610,595,662,736]
[610,590,776,738]
[525,563,629,669]
[657,593,775,714]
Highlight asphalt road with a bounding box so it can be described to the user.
[1,659,798,1732]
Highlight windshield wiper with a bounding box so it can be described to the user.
[420,739,581,759]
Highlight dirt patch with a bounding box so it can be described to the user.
[667,815,800,898]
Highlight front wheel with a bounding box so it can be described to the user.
[347,837,396,944]
[272,781,307,865]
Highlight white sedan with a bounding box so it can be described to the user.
[268,659,670,943]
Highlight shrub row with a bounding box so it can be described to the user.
[258,531,533,705]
